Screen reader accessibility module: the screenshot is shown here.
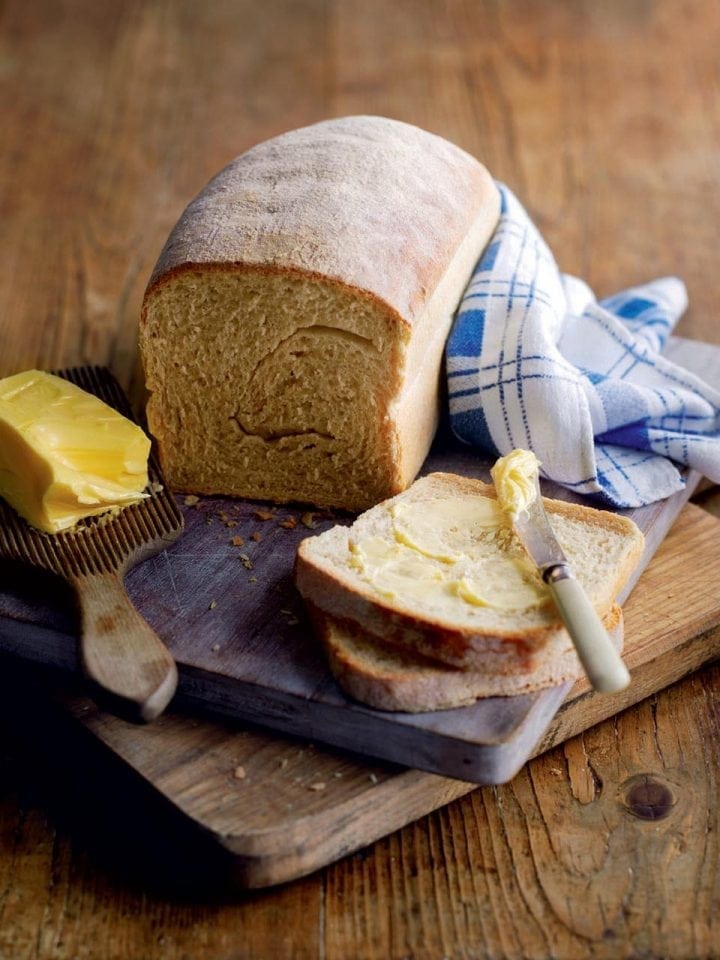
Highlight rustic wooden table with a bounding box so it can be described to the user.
[1,1,720,957]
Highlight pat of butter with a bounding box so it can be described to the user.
[350,495,548,613]
[457,560,546,610]
[349,536,449,602]
[490,448,541,518]
[0,370,151,533]
[391,496,503,562]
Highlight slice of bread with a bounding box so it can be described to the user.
[295,472,645,682]
[314,604,624,711]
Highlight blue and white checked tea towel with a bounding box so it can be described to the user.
[447,184,720,507]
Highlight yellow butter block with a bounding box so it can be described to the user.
[0,369,151,533]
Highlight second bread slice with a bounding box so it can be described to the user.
[315,604,623,711]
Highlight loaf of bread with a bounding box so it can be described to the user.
[139,116,500,510]
[295,472,645,708]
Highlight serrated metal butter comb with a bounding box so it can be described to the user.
[0,366,182,721]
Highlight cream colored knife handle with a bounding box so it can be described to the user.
[73,570,178,722]
[546,567,630,693]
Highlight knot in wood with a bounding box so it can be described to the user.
[621,774,675,821]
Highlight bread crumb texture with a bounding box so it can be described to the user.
[143,269,404,509]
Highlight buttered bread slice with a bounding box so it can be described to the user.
[295,472,645,679]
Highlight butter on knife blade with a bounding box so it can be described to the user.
[491,449,631,694]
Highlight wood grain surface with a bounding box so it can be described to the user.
[1,0,720,957]
[4,499,720,893]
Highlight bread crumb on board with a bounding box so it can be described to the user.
[233,765,247,780]
[308,782,326,792]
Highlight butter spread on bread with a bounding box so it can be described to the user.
[295,472,645,706]
[139,116,500,510]
[348,496,548,611]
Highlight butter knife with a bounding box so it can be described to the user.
[512,473,631,693]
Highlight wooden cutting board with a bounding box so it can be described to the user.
[3,501,720,889]
[0,336,718,786]
[0,445,698,784]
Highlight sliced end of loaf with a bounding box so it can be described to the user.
[139,116,501,511]
[141,266,411,510]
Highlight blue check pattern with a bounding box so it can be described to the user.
[447,184,720,507]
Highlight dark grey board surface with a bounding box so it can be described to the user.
[0,337,717,784]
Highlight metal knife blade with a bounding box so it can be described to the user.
[511,473,568,575]
[511,471,630,694]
